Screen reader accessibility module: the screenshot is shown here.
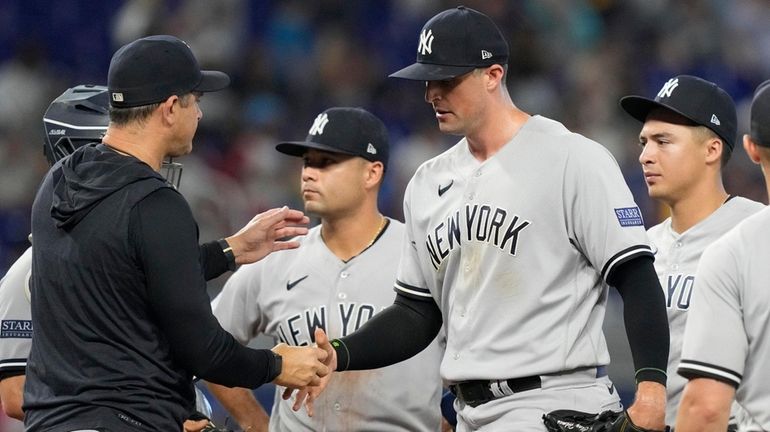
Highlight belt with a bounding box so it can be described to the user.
[449,366,608,408]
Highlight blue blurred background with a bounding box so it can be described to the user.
[1,0,769,429]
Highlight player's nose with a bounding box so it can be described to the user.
[424,81,440,103]
[302,166,317,181]
[638,144,655,165]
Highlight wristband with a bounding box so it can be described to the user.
[267,350,283,382]
[331,339,350,372]
[217,238,236,271]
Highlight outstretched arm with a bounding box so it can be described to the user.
[332,293,442,371]
[226,206,309,265]
[609,256,669,430]
[288,293,442,413]
[199,207,309,281]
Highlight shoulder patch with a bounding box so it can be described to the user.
[1,320,33,338]
[614,207,644,227]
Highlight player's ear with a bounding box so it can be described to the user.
[485,64,505,91]
[704,136,723,165]
[363,160,384,189]
[743,134,762,164]
[159,94,179,126]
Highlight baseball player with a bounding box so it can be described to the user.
[0,85,110,422]
[25,36,328,431]
[0,85,219,431]
[298,6,670,432]
[675,80,770,431]
[208,107,446,432]
[620,75,764,427]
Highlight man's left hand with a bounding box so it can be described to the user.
[227,206,309,265]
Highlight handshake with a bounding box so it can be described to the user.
[271,328,338,416]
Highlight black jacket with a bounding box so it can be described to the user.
[24,143,274,432]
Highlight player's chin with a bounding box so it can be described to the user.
[303,201,324,216]
[168,144,192,158]
[646,185,668,200]
[436,122,464,136]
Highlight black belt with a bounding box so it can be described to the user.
[449,366,608,408]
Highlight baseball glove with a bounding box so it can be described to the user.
[542,409,670,432]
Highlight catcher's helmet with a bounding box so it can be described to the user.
[42,84,109,166]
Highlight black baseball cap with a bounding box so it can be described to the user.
[108,35,230,108]
[750,79,770,147]
[620,75,737,150]
[276,107,389,166]
[389,6,509,81]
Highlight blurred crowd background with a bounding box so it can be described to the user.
[2,0,770,429]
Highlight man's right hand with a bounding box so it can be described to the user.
[284,327,338,416]
[270,342,329,389]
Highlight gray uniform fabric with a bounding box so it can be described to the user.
[212,220,443,432]
[679,206,770,431]
[647,197,763,424]
[394,115,651,428]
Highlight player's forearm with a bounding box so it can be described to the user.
[205,382,270,432]
[334,293,442,371]
[0,374,25,420]
[134,191,275,388]
[675,397,731,432]
[675,378,734,432]
[609,256,669,385]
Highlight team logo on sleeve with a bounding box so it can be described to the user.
[1,320,33,338]
[614,206,644,227]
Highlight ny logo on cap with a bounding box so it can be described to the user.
[418,29,435,55]
[308,113,329,135]
[657,78,679,99]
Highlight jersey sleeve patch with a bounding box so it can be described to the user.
[0,320,33,338]
[678,358,741,388]
[394,280,432,300]
[614,206,644,227]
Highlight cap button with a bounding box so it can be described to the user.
[457,5,466,10]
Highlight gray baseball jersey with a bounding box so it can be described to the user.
[394,115,652,383]
[678,206,770,430]
[211,219,443,432]
[0,247,32,377]
[647,197,763,424]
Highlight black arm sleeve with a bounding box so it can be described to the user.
[334,292,442,371]
[131,188,277,388]
[199,240,229,281]
[607,255,669,385]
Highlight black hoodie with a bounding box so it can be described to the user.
[25,144,274,431]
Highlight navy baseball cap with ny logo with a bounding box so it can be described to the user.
[620,75,737,150]
[275,107,389,167]
[389,6,509,81]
